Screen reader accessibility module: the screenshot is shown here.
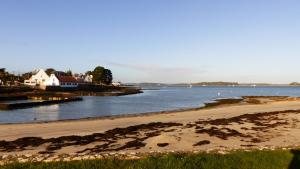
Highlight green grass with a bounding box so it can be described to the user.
[2,150,300,169]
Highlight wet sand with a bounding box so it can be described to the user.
[1,96,300,159]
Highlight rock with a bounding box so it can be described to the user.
[128,155,140,160]
[19,158,28,163]
[82,156,90,160]
[72,156,82,161]
[54,158,61,162]
[119,152,126,155]
[44,159,52,163]
[95,155,101,158]
[44,156,57,162]
[2,155,8,159]
[35,157,44,162]
[24,154,32,158]
[69,153,77,157]
[217,151,226,155]
[63,157,71,162]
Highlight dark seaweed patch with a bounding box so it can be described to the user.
[193,140,211,146]
[0,122,182,153]
[157,143,169,147]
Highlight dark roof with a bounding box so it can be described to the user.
[56,75,78,83]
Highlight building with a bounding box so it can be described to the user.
[84,74,93,83]
[73,74,85,84]
[24,69,50,86]
[74,73,93,84]
[112,82,122,87]
[46,72,79,88]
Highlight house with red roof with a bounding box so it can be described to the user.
[46,71,79,88]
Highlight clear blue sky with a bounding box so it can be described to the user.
[1,0,300,83]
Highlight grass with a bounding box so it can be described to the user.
[1,149,300,169]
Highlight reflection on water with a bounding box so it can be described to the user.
[1,86,300,124]
[33,104,60,121]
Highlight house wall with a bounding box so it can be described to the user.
[24,69,50,86]
[46,74,60,86]
[84,75,93,83]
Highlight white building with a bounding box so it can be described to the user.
[84,75,93,83]
[46,73,79,88]
[74,74,93,84]
[112,82,121,87]
[24,69,50,86]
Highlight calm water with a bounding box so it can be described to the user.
[1,86,300,124]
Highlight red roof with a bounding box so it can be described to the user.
[56,75,78,83]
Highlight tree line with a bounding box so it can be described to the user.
[0,66,113,86]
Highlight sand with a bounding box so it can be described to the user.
[1,96,300,157]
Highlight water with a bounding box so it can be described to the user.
[1,86,300,124]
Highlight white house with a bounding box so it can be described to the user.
[84,75,93,83]
[46,73,79,88]
[74,74,93,84]
[24,69,50,86]
[112,82,121,87]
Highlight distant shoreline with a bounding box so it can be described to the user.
[131,83,300,88]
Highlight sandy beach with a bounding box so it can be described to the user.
[1,96,300,161]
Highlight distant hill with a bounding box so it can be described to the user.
[129,82,239,87]
[289,82,300,86]
[126,82,292,88]
[239,83,273,86]
[191,82,239,86]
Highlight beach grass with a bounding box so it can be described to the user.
[1,149,300,169]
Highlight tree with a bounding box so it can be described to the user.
[45,68,56,76]
[92,66,105,84]
[65,70,73,76]
[102,69,113,85]
[0,68,5,78]
[92,66,113,85]
[85,71,92,76]
[22,72,33,80]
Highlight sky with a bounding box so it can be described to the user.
[0,0,300,83]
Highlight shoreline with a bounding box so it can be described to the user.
[0,96,282,125]
[0,86,143,98]
[1,96,300,163]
